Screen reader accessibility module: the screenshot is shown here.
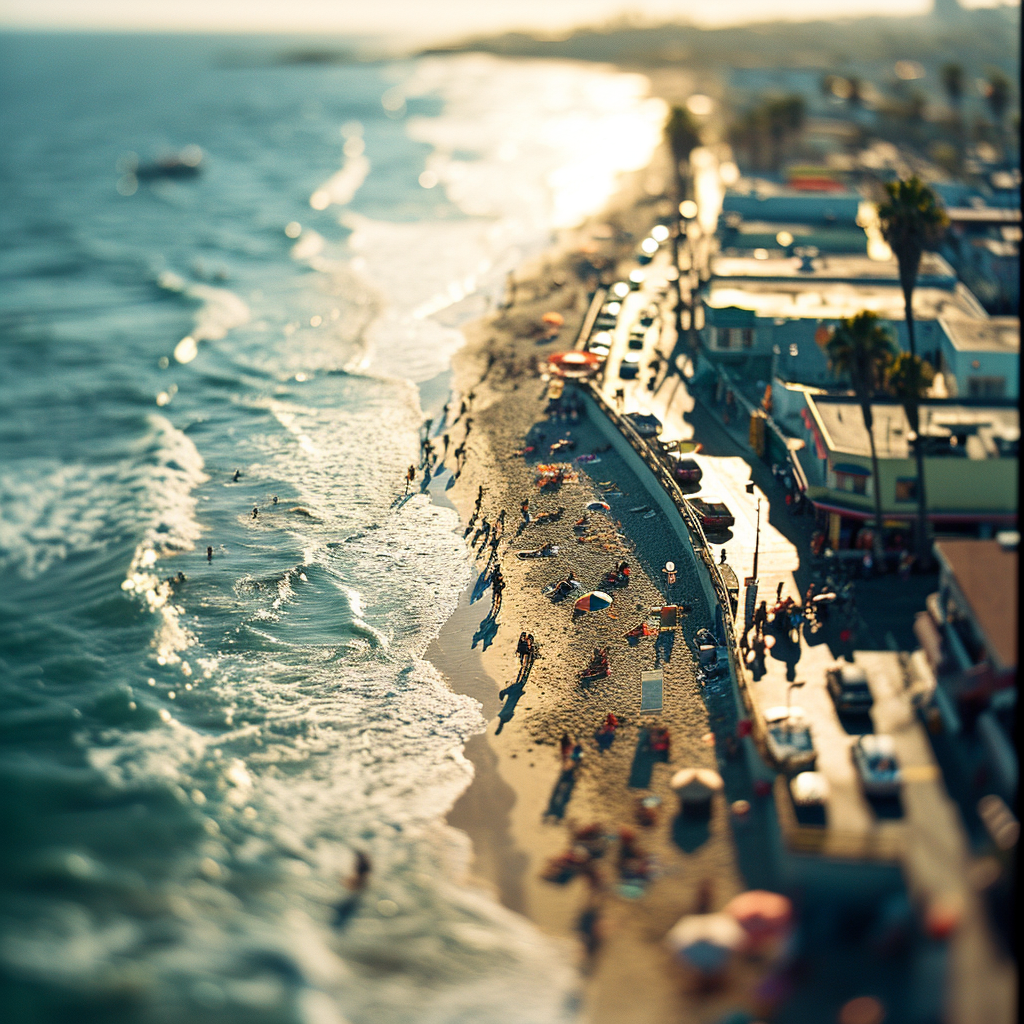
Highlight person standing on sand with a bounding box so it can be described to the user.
[521,498,531,524]
[475,485,484,513]
[405,464,415,494]
[251,506,259,519]
[517,632,530,663]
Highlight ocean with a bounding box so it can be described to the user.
[0,33,665,1024]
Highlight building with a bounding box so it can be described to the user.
[937,316,1020,400]
[914,534,1017,804]
[787,392,1018,551]
[699,251,986,385]
[939,206,1021,315]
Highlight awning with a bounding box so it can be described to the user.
[832,462,870,476]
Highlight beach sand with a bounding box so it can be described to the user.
[425,154,764,1022]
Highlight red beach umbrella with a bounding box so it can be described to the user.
[548,351,599,378]
[724,890,793,949]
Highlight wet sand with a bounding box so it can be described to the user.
[424,163,761,1022]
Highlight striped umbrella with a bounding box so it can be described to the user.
[574,591,613,613]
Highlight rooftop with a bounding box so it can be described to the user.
[807,395,1020,461]
[705,280,985,325]
[710,251,956,287]
[934,538,1018,672]
[939,316,1020,354]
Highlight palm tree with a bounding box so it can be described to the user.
[827,312,897,565]
[940,63,964,111]
[877,177,948,567]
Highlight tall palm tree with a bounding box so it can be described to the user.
[827,312,897,565]
[877,177,948,566]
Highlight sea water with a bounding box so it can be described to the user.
[0,33,665,1023]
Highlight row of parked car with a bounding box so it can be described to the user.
[766,664,903,821]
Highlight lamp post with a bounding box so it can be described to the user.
[744,497,761,633]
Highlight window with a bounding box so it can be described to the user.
[967,376,1005,399]
[835,471,868,495]
[895,478,918,502]
[742,328,755,349]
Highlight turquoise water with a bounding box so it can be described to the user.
[0,33,665,1023]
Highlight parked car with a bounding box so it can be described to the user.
[627,331,646,351]
[618,360,639,380]
[688,497,735,530]
[639,307,656,327]
[826,663,874,716]
[764,706,816,772]
[851,734,901,797]
[667,456,702,485]
[789,770,829,824]
[625,412,661,436]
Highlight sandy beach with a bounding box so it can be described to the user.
[422,153,769,1022]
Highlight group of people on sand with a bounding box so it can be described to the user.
[516,632,536,665]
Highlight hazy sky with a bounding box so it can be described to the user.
[0,0,1014,41]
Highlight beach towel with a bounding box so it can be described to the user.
[640,669,663,712]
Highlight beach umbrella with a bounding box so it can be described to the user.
[725,890,793,949]
[665,912,745,973]
[586,500,610,511]
[548,351,599,378]
[670,768,724,802]
[541,311,565,326]
[574,591,613,613]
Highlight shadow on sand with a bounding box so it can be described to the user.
[627,728,668,789]
[544,768,577,820]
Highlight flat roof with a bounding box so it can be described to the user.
[946,207,1022,225]
[710,251,955,285]
[807,395,1019,460]
[939,316,1020,354]
[706,280,985,324]
[934,539,1018,671]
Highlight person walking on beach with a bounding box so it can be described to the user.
[442,433,450,457]
[490,567,505,616]
[251,506,259,519]
[405,464,415,495]
[517,632,530,663]
[560,732,573,766]
[475,485,484,513]
[521,498,531,525]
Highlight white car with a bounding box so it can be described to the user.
[851,734,901,798]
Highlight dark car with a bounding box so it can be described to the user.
[688,497,735,530]
[827,664,874,715]
[668,456,702,484]
[618,360,640,380]
[627,333,645,351]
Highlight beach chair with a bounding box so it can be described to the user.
[657,606,687,633]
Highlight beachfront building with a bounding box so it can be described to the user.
[786,391,1018,552]
[717,186,869,258]
[936,316,1020,400]
[938,206,1021,316]
[697,251,985,387]
[914,534,1018,806]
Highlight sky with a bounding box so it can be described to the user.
[0,0,1015,42]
